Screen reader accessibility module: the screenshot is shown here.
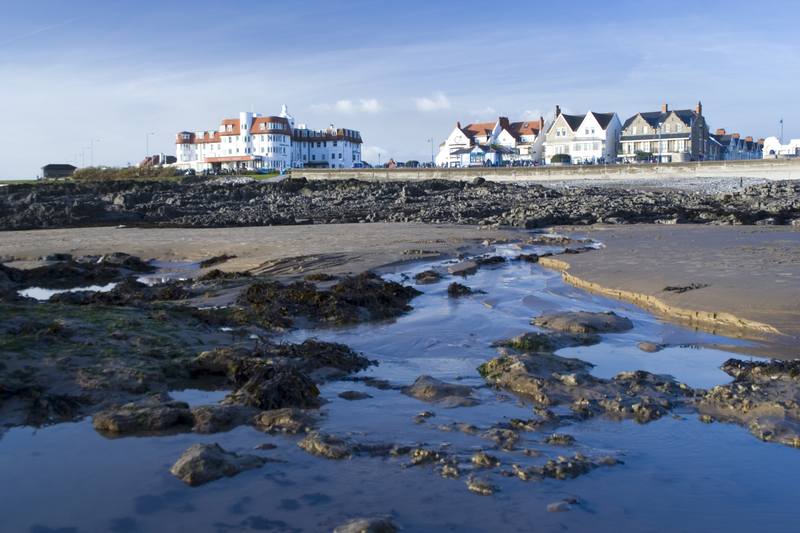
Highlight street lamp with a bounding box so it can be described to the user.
[378,153,381,166]
[146,133,155,164]
[90,139,100,167]
[657,123,662,163]
[428,138,434,166]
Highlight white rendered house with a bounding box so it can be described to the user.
[175,106,362,172]
[435,116,547,167]
[544,106,620,164]
[763,136,800,158]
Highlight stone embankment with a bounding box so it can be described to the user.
[2,178,800,231]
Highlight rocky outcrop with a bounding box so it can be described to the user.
[532,311,634,334]
[333,516,402,533]
[170,442,267,487]
[401,376,480,408]
[5,178,800,231]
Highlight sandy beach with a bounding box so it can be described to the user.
[541,224,800,356]
[0,223,511,278]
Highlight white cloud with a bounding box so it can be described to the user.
[414,92,451,112]
[469,107,497,120]
[311,99,382,115]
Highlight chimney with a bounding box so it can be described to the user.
[745,136,753,142]
[758,138,765,146]
[696,102,702,115]
[661,104,668,113]
[499,117,509,129]
[733,133,740,140]
[456,122,461,129]
[554,105,561,119]
[716,128,726,135]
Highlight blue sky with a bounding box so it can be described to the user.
[1,0,797,178]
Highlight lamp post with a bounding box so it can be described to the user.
[428,138,434,166]
[90,139,100,167]
[781,119,784,146]
[378,153,381,167]
[146,133,155,164]
[657,123,662,163]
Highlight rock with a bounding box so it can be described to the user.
[414,269,440,284]
[298,432,352,460]
[170,442,267,487]
[547,502,571,513]
[532,311,633,334]
[252,407,318,434]
[333,516,402,533]
[224,363,321,410]
[543,434,575,446]
[401,376,480,408]
[447,282,474,297]
[510,453,621,482]
[466,476,498,495]
[471,451,501,468]
[253,443,277,450]
[339,391,372,401]
[638,341,662,353]
[447,261,477,277]
[93,401,192,433]
[190,404,260,433]
[502,331,601,353]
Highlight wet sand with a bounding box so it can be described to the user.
[0,223,512,278]
[544,224,800,356]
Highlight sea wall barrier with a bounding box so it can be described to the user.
[292,158,800,183]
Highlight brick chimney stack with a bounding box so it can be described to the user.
[662,104,668,113]
[696,102,702,115]
[716,128,726,135]
[745,136,753,142]
[733,133,740,140]
[554,105,561,119]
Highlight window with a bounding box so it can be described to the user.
[585,128,589,134]
[227,125,232,131]
[664,124,670,133]
[260,123,265,130]
[303,155,307,161]
[316,142,321,148]
[591,128,595,134]
[556,130,560,137]
[339,153,342,159]
[323,141,327,147]
[312,155,315,160]
[333,141,337,147]
[642,127,648,134]
[677,124,682,133]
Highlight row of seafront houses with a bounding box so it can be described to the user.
[435,102,780,167]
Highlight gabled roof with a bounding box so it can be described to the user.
[461,122,496,139]
[622,109,699,131]
[561,114,585,132]
[588,112,617,130]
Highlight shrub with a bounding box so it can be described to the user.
[72,165,182,181]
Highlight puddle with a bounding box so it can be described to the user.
[2,242,798,533]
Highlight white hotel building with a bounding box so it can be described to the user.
[175,106,362,172]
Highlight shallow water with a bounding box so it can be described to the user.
[2,243,798,533]
[19,282,117,301]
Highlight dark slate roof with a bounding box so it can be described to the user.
[590,112,616,130]
[621,109,699,131]
[562,114,585,132]
[712,134,737,147]
[41,164,77,170]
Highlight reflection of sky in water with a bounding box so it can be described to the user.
[19,283,117,301]
[2,242,798,533]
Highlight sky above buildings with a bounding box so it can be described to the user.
[1,0,797,178]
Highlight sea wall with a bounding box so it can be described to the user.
[293,158,800,183]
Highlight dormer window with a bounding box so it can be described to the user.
[260,123,265,130]
[642,126,648,134]
[182,134,190,140]
[227,125,233,132]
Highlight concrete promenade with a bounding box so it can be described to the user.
[293,158,800,183]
